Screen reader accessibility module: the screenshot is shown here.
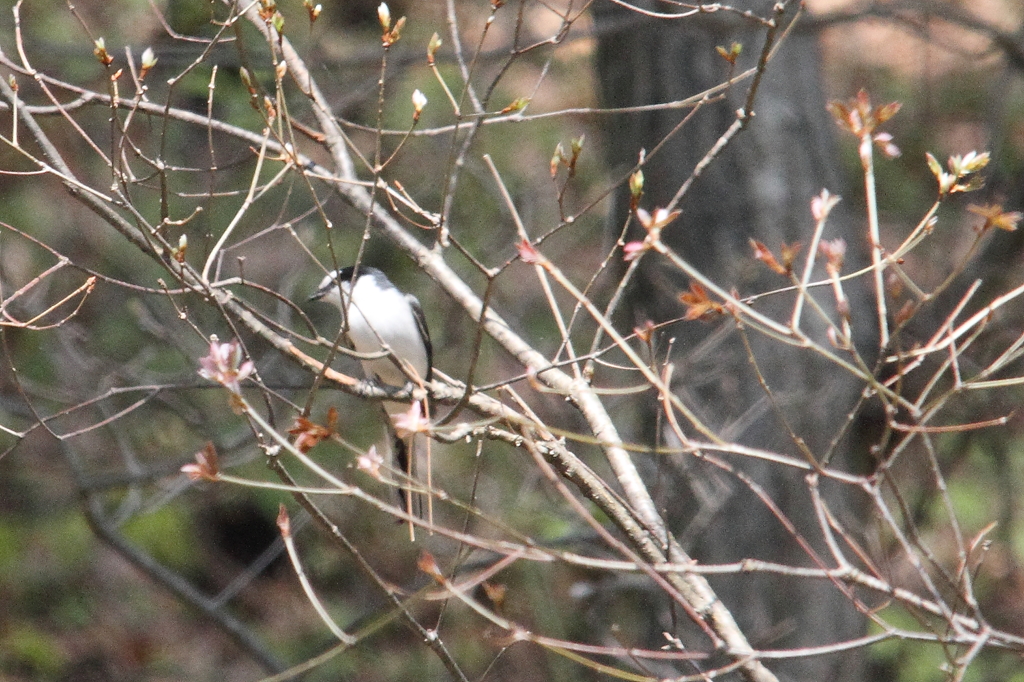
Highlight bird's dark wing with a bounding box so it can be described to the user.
[406,293,433,382]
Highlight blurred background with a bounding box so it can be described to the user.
[0,0,1023,680]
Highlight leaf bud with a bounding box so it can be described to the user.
[427,32,443,64]
[629,169,644,199]
[94,38,113,66]
[140,47,157,79]
[412,89,427,122]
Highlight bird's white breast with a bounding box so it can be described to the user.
[343,276,429,387]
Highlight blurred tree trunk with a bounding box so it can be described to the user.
[593,4,874,681]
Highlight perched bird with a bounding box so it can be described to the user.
[309,265,433,523]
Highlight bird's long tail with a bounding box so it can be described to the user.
[381,403,430,540]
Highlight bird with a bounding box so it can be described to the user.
[309,266,432,389]
[309,265,433,525]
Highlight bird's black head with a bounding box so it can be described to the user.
[309,266,379,301]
